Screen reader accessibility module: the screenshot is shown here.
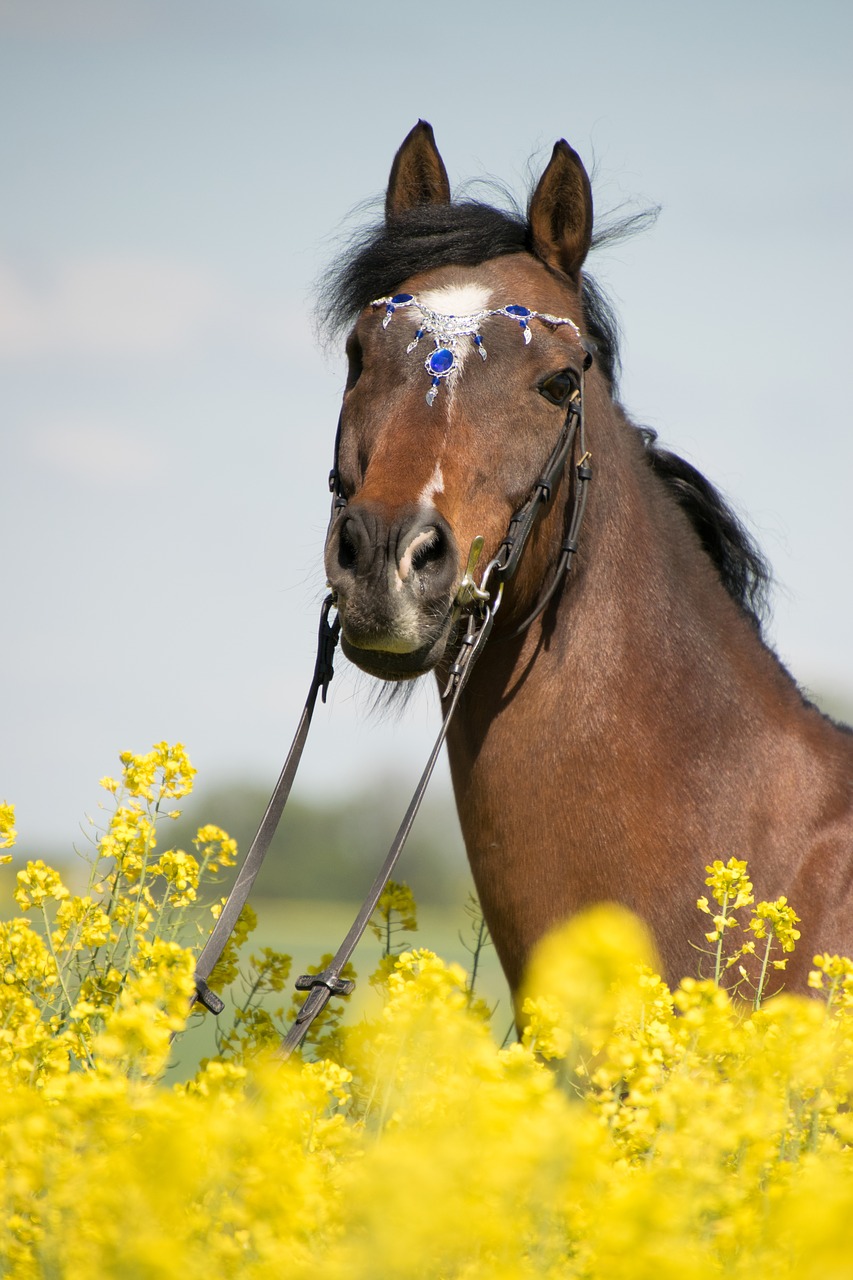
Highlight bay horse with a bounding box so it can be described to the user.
[321,120,853,998]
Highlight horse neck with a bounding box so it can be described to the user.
[442,391,829,978]
[456,391,787,750]
[439,383,853,999]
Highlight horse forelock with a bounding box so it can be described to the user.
[317,200,623,390]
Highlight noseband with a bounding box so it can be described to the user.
[191,325,593,1057]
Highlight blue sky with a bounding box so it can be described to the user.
[2,0,852,846]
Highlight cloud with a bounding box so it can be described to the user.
[0,254,228,360]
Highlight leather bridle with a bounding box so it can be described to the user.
[190,360,592,1057]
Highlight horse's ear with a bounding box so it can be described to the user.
[528,140,593,279]
[386,120,451,219]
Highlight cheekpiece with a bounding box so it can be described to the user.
[370,293,582,406]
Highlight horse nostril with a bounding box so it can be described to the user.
[327,506,457,606]
[338,522,358,572]
[410,526,446,574]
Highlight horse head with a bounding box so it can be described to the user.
[324,121,595,681]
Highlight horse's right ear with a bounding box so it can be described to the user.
[386,120,451,220]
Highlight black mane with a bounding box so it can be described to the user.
[319,200,771,630]
[640,433,771,627]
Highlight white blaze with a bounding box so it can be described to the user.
[415,283,494,384]
[418,283,493,315]
[418,460,444,506]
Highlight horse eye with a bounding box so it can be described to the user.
[539,369,578,406]
[345,335,363,390]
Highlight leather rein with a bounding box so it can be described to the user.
[191,362,591,1057]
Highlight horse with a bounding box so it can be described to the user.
[320,120,853,1000]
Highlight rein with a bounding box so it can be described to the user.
[190,365,591,1055]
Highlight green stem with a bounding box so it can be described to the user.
[169,846,216,943]
[466,917,488,1004]
[714,890,729,986]
[240,972,265,1019]
[115,797,160,982]
[41,906,74,1023]
[41,905,96,1069]
[754,934,774,1010]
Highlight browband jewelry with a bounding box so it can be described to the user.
[371,293,582,406]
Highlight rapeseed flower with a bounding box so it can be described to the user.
[2,749,853,1277]
[0,802,16,855]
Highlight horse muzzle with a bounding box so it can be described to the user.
[324,502,459,680]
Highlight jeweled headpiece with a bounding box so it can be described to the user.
[371,293,582,406]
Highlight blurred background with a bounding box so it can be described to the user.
[2,1,851,981]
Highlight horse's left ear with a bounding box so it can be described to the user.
[386,120,451,219]
[528,140,593,279]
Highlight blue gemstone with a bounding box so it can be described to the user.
[391,293,413,304]
[504,305,531,317]
[427,348,454,374]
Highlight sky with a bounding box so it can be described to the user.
[2,0,852,851]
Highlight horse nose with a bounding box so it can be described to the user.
[328,504,458,604]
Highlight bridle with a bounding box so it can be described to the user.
[471,358,592,642]
[190,356,593,1056]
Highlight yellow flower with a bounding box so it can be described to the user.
[51,896,112,951]
[153,849,200,906]
[704,857,754,910]
[809,953,853,1010]
[6,748,853,1277]
[369,879,418,954]
[97,804,157,882]
[118,742,196,802]
[193,824,238,871]
[747,896,801,952]
[14,860,70,911]
[0,802,16,852]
